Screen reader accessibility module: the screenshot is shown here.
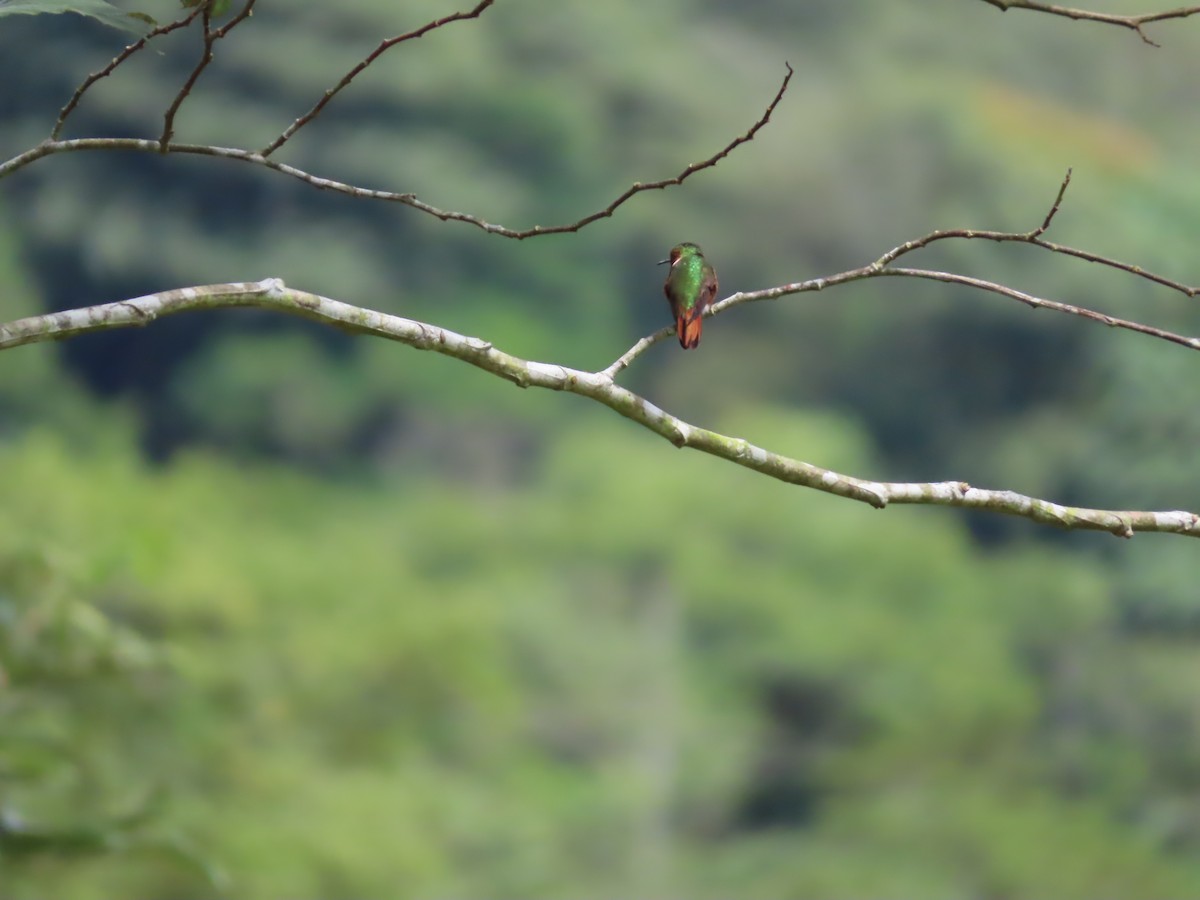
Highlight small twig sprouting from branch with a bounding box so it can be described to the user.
[602,327,676,379]
[209,0,257,39]
[259,0,498,158]
[1032,166,1072,236]
[51,8,205,141]
[977,0,1200,46]
[0,280,1195,539]
[158,0,258,151]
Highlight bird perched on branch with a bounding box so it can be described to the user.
[658,242,718,349]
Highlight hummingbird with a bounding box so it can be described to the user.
[658,242,718,349]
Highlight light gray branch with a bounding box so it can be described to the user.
[3,279,1197,539]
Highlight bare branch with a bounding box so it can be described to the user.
[978,0,1200,45]
[158,0,258,150]
[878,170,1199,298]
[605,169,1200,372]
[538,62,794,238]
[606,262,1200,377]
[1,280,1195,538]
[259,0,498,158]
[2,63,793,239]
[158,4,214,150]
[880,267,1200,351]
[52,8,204,141]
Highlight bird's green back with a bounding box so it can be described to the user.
[667,246,710,312]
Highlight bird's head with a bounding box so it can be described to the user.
[658,242,704,267]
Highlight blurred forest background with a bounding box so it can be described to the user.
[2,0,1200,896]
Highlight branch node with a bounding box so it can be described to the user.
[1110,515,1135,539]
[669,421,691,447]
[119,301,150,322]
[262,277,287,298]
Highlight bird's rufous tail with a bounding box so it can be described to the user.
[677,313,702,349]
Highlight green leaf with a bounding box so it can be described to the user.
[0,0,154,33]
[180,0,231,15]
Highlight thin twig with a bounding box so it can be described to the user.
[603,171,1200,375]
[260,0,497,158]
[52,9,204,141]
[886,229,1199,298]
[158,4,213,150]
[1032,166,1072,236]
[879,267,1200,350]
[978,0,1200,45]
[877,170,1199,298]
[0,280,1195,539]
[3,63,793,238]
[606,261,1200,377]
[210,0,257,39]
[158,0,257,151]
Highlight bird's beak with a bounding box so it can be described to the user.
[657,258,670,265]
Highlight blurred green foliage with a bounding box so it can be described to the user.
[2,0,1200,896]
[6,417,1200,898]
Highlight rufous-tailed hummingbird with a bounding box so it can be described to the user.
[658,242,718,349]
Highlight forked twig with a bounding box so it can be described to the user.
[158,0,258,150]
[4,62,794,240]
[52,8,205,140]
[878,170,1198,297]
[978,0,1200,45]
